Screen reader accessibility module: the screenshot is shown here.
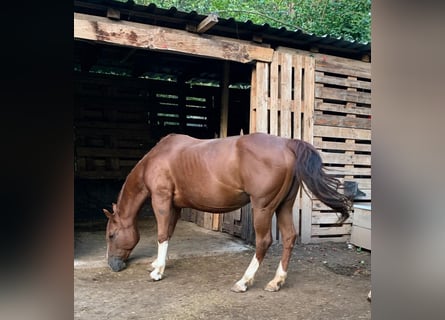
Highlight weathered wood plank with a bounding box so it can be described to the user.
[269,52,279,135]
[321,166,371,176]
[315,55,371,79]
[314,140,371,152]
[74,13,274,63]
[315,71,371,90]
[302,55,315,142]
[292,54,303,140]
[316,85,371,104]
[309,235,350,243]
[315,100,371,116]
[315,114,371,129]
[314,126,371,140]
[255,62,269,133]
[320,152,371,166]
[250,66,257,133]
[280,52,292,137]
[312,211,353,224]
[300,54,315,244]
[311,224,352,236]
[219,61,230,138]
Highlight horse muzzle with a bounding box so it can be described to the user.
[108,256,126,272]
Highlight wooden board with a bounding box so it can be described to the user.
[74,13,274,64]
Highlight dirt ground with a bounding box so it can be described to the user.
[74,218,371,320]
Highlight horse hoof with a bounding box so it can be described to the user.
[264,282,281,292]
[231,282,247,293]
[150,270,163,281]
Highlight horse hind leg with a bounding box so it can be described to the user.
[264,199,297,292]
[231,207,273,293]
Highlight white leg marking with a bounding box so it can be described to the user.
[150,241,168,281]
[231,255,260,292]
[265,261,288,292]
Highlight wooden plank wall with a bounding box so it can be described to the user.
[74,73,153,179]
[250,48,315,242]
[309,53,371,243]
[74,72,219,179]
[250,48,371,244]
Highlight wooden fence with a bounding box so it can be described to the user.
[311,53,371,243]
[249,47,371,243]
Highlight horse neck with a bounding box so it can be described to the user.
[116,165,148,225]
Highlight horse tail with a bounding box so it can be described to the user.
[290,139,352,224]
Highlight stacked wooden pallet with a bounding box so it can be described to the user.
[310,54,371,242]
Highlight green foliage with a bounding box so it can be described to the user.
[133,0,370,43]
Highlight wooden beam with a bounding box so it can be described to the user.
[74,13,273,64]
[197,13,218,33]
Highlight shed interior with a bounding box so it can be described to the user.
[74,39,252,222]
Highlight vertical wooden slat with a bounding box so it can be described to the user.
[219,61,230,138]
[292,54,303,240]
[302,55,315,144]
[255,62,269,133]
[300,54,315,243]
[292,54,303,140]
[269,52,279,135]
[250,65,257,133]
[280,52,292,138]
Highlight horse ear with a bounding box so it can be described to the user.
[103,208,114,220]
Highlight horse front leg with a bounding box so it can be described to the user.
[150,240,168,281]
[150,207,181,280]
[264,199,297,292]
[149,197,178,281]
[231,208,273,293]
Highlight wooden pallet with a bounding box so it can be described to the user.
[309,53,371,243]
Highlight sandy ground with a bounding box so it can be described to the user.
[75,217,371,319]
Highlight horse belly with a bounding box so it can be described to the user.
[173,187,249,213]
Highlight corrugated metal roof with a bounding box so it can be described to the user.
[74,0,371,60]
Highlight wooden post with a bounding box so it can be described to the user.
[219,61,230,138]
[212,61,231,231]
[300,54,315,244]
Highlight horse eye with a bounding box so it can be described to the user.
[109,233,115,240]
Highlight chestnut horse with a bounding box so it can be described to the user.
[103,133,351,292]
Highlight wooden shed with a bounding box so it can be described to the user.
[74,0,371,244]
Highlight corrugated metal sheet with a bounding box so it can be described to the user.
[74,0,370,60]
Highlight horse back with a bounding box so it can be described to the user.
[142,133,295,212]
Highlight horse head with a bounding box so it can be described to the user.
[103,203,140,272]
